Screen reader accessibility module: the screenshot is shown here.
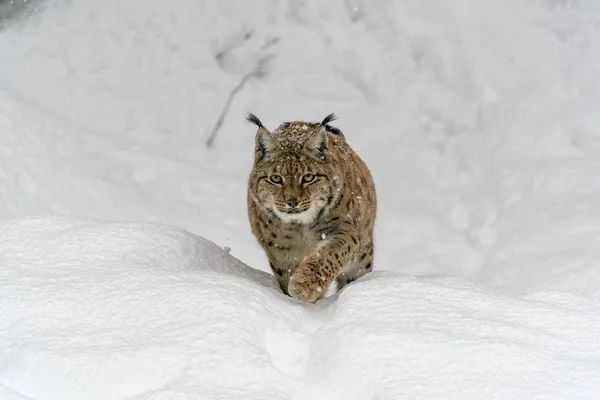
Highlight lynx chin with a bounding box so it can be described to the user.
[246,113,377,303]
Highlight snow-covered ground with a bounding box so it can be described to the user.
[2,0,600,398]
[2,215,600,399]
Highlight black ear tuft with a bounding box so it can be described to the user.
[320,113,338,126]
[246,113,264,128]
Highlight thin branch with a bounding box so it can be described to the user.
[206,53,275,147]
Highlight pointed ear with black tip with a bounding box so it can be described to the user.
[320,113,337,126]
[247,113,280,163]
[303,126,328,158]
[254,127,280,163]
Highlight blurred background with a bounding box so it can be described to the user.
[1,0,600,293]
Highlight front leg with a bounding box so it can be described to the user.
[269,261,294,296]
[288,229,360,303]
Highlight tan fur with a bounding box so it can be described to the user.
[247,115,376,303]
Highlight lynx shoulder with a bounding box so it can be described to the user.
[247,113,377,303]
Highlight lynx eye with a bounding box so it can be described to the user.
[302,174,315,184]
[269,174,283,184]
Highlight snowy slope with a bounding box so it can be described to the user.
[2,0,600,398]
[1,216,599,399]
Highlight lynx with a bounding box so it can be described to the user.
[246,113,377,303]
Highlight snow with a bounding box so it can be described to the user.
[2,216,600,399]
[2,0,600,398]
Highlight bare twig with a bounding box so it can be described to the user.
[206,53,275,147]
[215,29,254,71]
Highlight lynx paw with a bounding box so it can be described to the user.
[288,265,324,303]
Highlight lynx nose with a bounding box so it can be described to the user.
[286,198,299,208]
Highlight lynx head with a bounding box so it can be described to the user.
[247,113,343,224]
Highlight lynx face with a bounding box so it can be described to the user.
[252,151,337,224]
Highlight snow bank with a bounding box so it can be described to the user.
[1,216,599,399]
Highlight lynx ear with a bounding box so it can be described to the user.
[255,127,280,160]
[247,113,280,162]
[303,126,328,157]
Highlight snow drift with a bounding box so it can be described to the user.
[1,216,599,399]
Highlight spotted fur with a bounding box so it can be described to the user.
[247,114,377,303]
